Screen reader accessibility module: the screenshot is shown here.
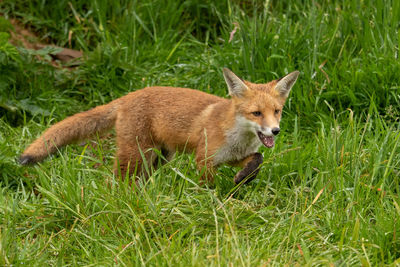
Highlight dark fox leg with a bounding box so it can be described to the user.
[233,153,263,184]
[152,147,173,169]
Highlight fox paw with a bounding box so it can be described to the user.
[234,153,263,184]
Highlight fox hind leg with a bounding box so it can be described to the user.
[113,143,157,180]
[113,116,157,181]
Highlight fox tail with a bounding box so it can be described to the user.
[19,99,121,165]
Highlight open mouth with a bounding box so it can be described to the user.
[257,131,274,148]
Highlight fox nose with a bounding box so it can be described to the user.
[271,127,280,136]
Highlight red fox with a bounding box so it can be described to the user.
[20,68,299,184]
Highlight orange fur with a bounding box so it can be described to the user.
[20,69,299,184]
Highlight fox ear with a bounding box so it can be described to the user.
[275,71,300,98]
[223,68,249,97]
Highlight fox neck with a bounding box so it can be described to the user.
[227,115,259,145]
[213,115,261,165]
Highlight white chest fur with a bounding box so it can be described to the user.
[213,116,261,165]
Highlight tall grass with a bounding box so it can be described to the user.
[0,0,399,265]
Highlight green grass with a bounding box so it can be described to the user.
[1,0,400,265]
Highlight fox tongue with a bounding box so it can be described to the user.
[258,132,274,148]
[262,136,274,148]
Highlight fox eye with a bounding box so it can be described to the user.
[252,111,262,117]
[274,109,281,115]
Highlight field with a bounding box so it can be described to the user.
[1,0,400,265]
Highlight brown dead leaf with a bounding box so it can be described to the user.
[35,43,82,62]
[6,16,83,67]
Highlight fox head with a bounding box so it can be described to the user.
[223,68,299,148]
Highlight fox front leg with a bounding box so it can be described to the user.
[234,153,263,184]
